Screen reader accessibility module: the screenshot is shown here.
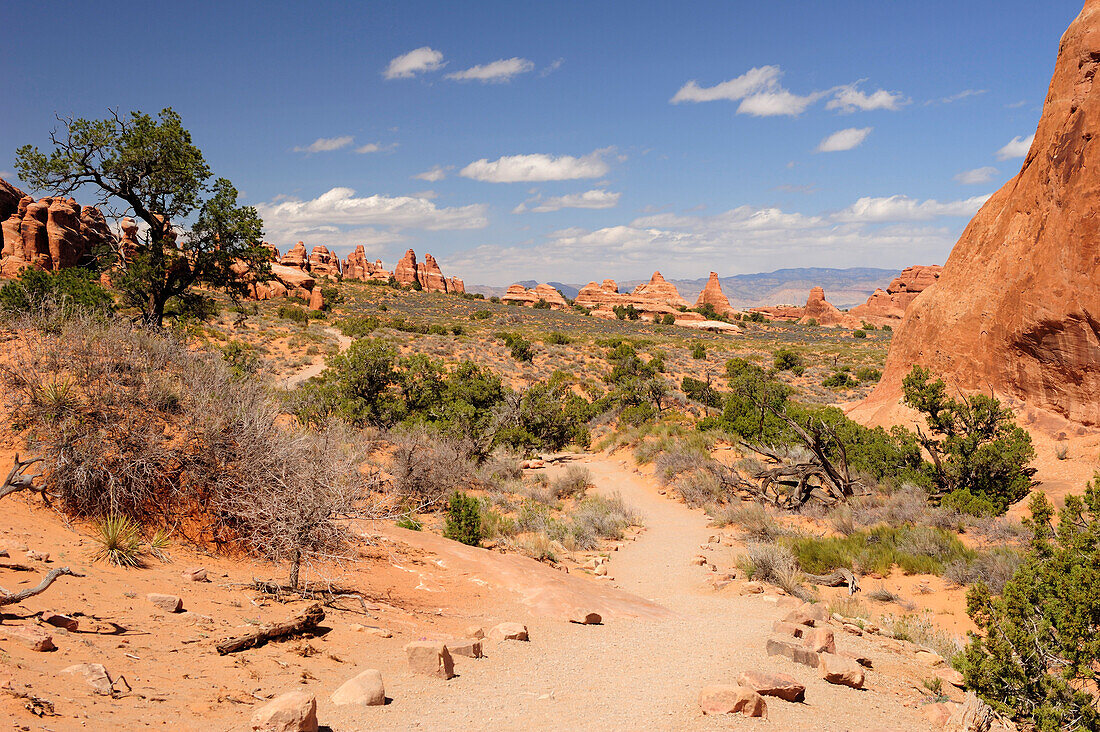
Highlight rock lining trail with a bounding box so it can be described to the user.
[324,454,938,731]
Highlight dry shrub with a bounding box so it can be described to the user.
[387,428,474,507]
[740,541,810,598]
[943,549,1023,594]
[551,465,591,500]
[655,449,743,508]
[713,502,783,541]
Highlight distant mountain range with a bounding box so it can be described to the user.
[468,267,904,309]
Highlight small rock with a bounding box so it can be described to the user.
[737,670,805,702]
[772,621,804,638]
[743,581,765,594]
[465,625,486,639]
[819,653,865,689]
[26,550,49,562]
[404,641,455,679]
[41,612,78,632]
[803,627,837,654]
[594,565,608,577]
[698,685,767,717]
[915,650,945,667]
[765,638,820,668]
[582,558,599,570]
[569,611,602,625]
[62,663,112,695]
[690,556,707,566]
[349,625,392,638]
[1,625,55,651]
[446,638,483,658]
[936,667,966,689]
[842,623,863,636]
[330,669,385,707]
[181,566,208,582]
[708,535,720,544]
[147,593,184,613]
[489,622,529,641]
[251,690,318,732]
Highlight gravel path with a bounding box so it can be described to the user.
[320,455,938,731]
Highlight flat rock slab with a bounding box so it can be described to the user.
[489,622,529,641]
[738,670,806,703]
[251,689,318,732]
[330,669,385,707]
[766,638,820,668]
[446,638,484,658]
[819,652,865,689]
[1,625,55,652]
[147,593,183,613]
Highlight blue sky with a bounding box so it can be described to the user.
[0,1,1081,285]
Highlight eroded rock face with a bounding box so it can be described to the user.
[393,248,418,286]
[308,245,340,277]
[574,271,692,320]
[693,272,737,318]
[416,253,449,292]
[0,182,111,276]
[866,1,1100,428]
[799,287,856,328]
[502,283,569,309]
[849,265,943,326]
[343,245,390,282]
[280,241,309,269]
[632,271,690,310]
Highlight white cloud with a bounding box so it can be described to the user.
[540,58,564,77]
[832,194,990,223]
[827,83,908,113]
[816,127,873,152]
[257,187,488,247]
[293,135,354,153]
[383,47,445,79]
[954,166,998,185]
[996,134,1034,160]
[446,57,534,83]
[670,66,781,103]
[413,165,450,182]
[460,150,610,183]
[355,142,398,154]
[932,89,987,105]
[514,189,620,213]
[738,89,824,117]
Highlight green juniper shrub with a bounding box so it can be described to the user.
[277,304,310,324]
[544,331,571,345]
[613,304,641,320]
[319,285,343,311]
[903,366,1035,515]
[719,358,793,442]
[442,491,483,546]
[498,332,534,362]
[855,366,882,383]
[533,299,551,310]
[681,376,722,409]
[822,370,856,389]
[804,318,818,327]
[661,313,676,325]
[489,296,501,303]
[962,483,1100,730]
[853,329,868,339]
[451,324,465,336]
[470,308,493,320]
[0,267,115,316]
[745,311,766,323]
[773,348,805,375]
[337,315,379,337]
[690,341,707,360]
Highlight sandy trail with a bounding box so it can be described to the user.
[280,327,352,389]
[323,454,938,731]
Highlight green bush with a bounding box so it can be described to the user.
[822,371,856,389]
[396,515,423,531]
[690,342,707,359]
[613,304,641,320]
[855,366,881,383]
[773,348,804,375]
[337,315,379,337]
[533,299,551,310]
[962,484,1100,730]
[470,309,493,320]
[785,525,973,577]
[661,313,676,325]
[277,304,310,323]
[544,331,571,345]
[852,329,867,339]
[0,267,114,316]
[498,332,534,362]
[443,491,482,546]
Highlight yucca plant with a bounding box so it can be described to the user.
[34,378,78,423]
[148,528,172,561]
[92,515,144,567]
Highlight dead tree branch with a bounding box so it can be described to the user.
[215,602,325,655]
[0,454,49,503]
[0,567,79,606]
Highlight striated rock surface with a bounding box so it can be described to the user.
[307,245,340,277]
[799,287,856,328]
[279,241,309,269]
[393,248,418,286]
[849,265,942,326]
[417,253,449,292]
[863,1,1100,429]
[0,178,25,221]
[446,276,465,294]
[1,182,111,277]
[343,245,389,282]
[502,283,569,310]
[693,272,737,318]
[632,271,690,310]
[575,273,695,320]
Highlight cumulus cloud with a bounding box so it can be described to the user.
[954,166,998,185]
[293,135,354,153]
[460,150,610,183]
[832,194,990,223]
[739,90,825,117]
[996,134,1035,160]
[384,47,445,79]
[257,187,487,254]
[355,142,398,154]
[446,57,534,83]
[827,83,908,113]
[513,189,620,213]
[816,127,873,152]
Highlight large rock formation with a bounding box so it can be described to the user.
[390,248,461,292]
[799,287,857,327]
[863,1,1100,429]
[416,253,448,293]
[693,272,737,318]
[393,249,418,286]
[280,241,309,269]
[308,245,341,278]
[343,245,390,282]
[633,271,690,310]
[0,180,111,277]
[574,271,697,321]
[849,265,942,326]
[502,283,569,309]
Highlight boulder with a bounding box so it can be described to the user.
[62,663,112,695]
[802,627,837,655]
[568,610,602,625]
[489,622,529,641]
[819,652,865,688]
[783,602,828,627]
[1,625,55,651]
[936,667,966,689]
[181,567,208,582]
[404,641,455,679]
[861,2,1100,429]
[147,593,184,613]
[737,670,806,703]
[698,685,767,717]
[465,626,486,639]
[445,638,484,658]
[251,690,318,732]
[308,287,324,311]
[765,638,820,668]
[771,621,805,638]
[330,669,385,707]
[41,612,78,631]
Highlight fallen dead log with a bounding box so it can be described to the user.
[804,568,860,595]
[215,602,325,655]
